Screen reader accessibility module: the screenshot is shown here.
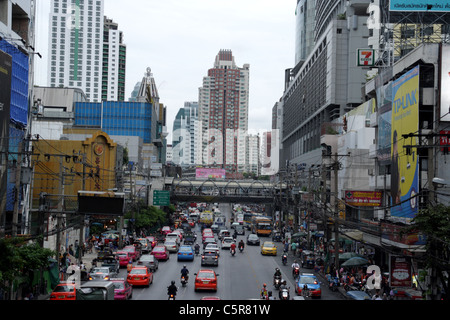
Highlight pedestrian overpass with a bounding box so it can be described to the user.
[165,178,287,204]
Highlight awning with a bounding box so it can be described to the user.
[343,231,364,241]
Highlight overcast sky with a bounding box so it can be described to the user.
[34,0,296,141]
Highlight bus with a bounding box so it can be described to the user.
[199,211,214,227]
[251,216,272,237]
[243,212,254,230]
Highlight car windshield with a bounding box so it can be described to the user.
[140,255,153,261]
[300,277,317,284]
[153,247,165,252]
[179,247,191,252]
[92,268,109,273]
[249,235,258,239]
[123,247,134,252]
[130,269,147,275]
[198,271,215,279]
[117,254,128,259]
[165,241,176,245]
[264,242,275,247]
[112,282,125,289]
[53,285,74,293]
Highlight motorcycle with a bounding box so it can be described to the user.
[181,275,188,287]
[239,245,244,253]
[194,245,200,256]
[280,287,290,300]
[273,276,282,290]
[282,254,287,266]
[230,248,236,256]
[328,277,340,292]
[292,267,300,280]
[168,293,176,300]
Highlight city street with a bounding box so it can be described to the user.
[112,204,344,300]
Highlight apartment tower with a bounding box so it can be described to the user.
[48,0,104,102]
[198,49,250,173]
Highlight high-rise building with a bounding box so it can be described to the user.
[172,101,199,166]
[198,49,249,173]
[103,16,126,101]
[48,0,104,102]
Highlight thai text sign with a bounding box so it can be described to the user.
[345,191,382,206]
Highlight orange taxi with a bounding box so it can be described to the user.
[49,283,77,300]
[127,266,153,287]
[194,269,219,292]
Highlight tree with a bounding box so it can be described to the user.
[125,200,168,233]
[0,238,55,298]
[405,204,450,299]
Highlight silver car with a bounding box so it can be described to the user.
[201,250,219,266]
[87,266,117,281]
[164,240,179,253]
[137,254,159,272]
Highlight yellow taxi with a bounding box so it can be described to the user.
[261,241,277,256]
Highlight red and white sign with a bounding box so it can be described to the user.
[345,190,382,206]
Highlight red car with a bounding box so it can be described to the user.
[127,267,153,287]
[123,245,140,261]
[161,226,172,235]
[116,251,132,267]
[49,283,77,300]
[111,278,133,300]
[146,236,157,248]
[151,245,170,260]
[194,269,219,292]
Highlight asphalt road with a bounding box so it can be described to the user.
[116,203,344,300]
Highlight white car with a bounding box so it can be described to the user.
[221,237,235,250]
[164,240,178,253]
[204,243,220,256]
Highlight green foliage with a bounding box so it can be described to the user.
[0,238,55,292]
[125,200,168,229]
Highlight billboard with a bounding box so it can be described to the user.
[345,191,382,207]
[391,66,420,221]
[195,168,226,179]
[441,45,450,122]
[376,81,393,165]
[390,0,450,12]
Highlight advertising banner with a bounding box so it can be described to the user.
[345,190,382,207]
[376,81,393,165]
[441,45,450,122]
[390,255,412,288]
[390,66,420,221]
[390,0,450,12]
[195,168,226,179]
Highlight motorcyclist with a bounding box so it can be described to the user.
[167,280,178,299]
[302,284,310,298]
[194,242,200,254]
[278,280,289,299]
[273,268,282,283]
[281,253,287,265]
[230,241,236,255]
[238,239,245,251]
[181,264,189,282]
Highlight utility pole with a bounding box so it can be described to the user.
[333,152,340,272]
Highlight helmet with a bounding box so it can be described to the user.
[183,264,186,268]
[171,280,175,285]
[263,283,267,287]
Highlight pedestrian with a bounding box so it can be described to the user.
[291,241,297,256]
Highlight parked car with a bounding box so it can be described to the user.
[194,269,219,292]
[110,278,133,300]
[137,254,159,272]
[246,233,260,245]
[127,266,153,287]
[177,245,195,261]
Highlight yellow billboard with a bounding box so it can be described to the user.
[391,66,419,221]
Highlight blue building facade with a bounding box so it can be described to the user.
[74,101,153,143]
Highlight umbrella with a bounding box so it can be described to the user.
[292,232,307,238]
[341,257,370,267]
[339,252,365,261]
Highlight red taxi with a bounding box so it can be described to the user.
[127,266,153,287]
[194,269,219,292]
[202,232,214,242]
[146,236,157,248]
[161,226,172,235]
[151,245,169,260]
[116,251,132,267]
[49,283,77,300]
[123,245,140,261]
[111,278,133,300]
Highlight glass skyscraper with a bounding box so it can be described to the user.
[74,101,153,143]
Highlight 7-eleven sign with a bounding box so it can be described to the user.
[357,49,375,67]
